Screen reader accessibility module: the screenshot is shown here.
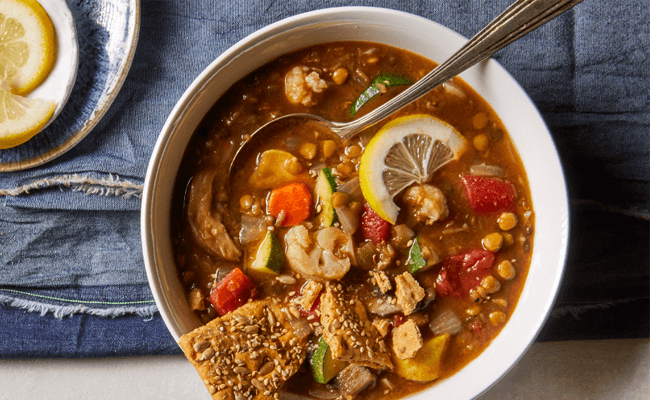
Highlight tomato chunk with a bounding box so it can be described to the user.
[461,175,516,215]
[267,182,312,226]
[209,268,258,316]
[361,202,390,244]
[393,314,406,328]
[435,249,495,299]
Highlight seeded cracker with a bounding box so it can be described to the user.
[179,300,309,400]
[320,285,393,371]
[394,272,425,316]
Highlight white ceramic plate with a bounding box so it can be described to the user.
[142,7,569,400]
[0,0,139,172]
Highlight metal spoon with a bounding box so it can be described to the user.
[228,0,583,182]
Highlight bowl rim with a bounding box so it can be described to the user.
[142,6,569,400]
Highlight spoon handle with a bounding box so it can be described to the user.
[333,0,584,138]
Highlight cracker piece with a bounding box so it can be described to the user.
[394,272,424,316]
[320,285,393,371]
[392,319,423,359]
[372,271,392,293]
[372,318,391,338]
[179,300,309,400]
[297,280,323,311]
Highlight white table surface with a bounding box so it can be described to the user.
[1,338,648,400]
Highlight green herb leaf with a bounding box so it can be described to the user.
[350,74,413,116]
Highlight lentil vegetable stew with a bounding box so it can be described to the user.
[171,41,534,400]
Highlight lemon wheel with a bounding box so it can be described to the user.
[0,0,57,95]
[359,114,467,224]
[0,86,55,149]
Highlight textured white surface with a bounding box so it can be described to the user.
[0,339,648,400]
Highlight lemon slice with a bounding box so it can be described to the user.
[0,0,57,95]
[359,114,466,224]
[0,86,55,148]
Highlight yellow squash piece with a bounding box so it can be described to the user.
[0,0,57,95]
[393,333,451,382]
[248,149,312,190]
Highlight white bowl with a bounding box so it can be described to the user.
[142,7,569,400]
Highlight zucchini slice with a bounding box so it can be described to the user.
[311,336,348,384]
[316,167,338,228]
[250,231,284,274]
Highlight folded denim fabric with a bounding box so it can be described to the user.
[0,0,647,358]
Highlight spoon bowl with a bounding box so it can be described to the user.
[227,0,583,185]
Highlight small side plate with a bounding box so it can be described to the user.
[0,0,140,172]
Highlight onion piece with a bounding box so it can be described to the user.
[364,296,402,316]
[335,206,359,235]
[284,136,300,151]
[469,164,504,177]
[238,215,266,245]
[355,241,377,271]
[429,308,463,336]
[443,81,467,99]
[337,176,363,202]
[283,309,312,339]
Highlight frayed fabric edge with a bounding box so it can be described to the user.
[0,294,159,320]
[0,174,143,199]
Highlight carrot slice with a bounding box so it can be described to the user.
[267,182,312,226]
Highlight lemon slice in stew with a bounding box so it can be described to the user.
[0,0,57,96]
[359,114,466,224]
[0,85,55,148]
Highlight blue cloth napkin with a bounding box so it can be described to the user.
[0,0,648,358]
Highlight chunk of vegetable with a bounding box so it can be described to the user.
[311,336,348,384]
[364,296,402,316]
[315,167,338,228]
[209,268,258,316]
[393,334,451,382]
[435,249,495,299]
[248,149,312,189]
[267,182,312,226]
[461,175,516,215]
[350,74,412,116]
[335,364,376,400]
[250,231,284,274]
[335,205,359,235]
[429,309,463,336]
[361,202,390,244]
